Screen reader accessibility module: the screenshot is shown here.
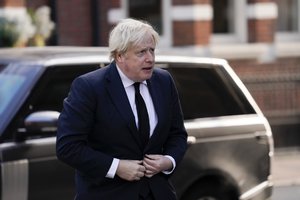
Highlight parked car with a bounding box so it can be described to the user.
[0,47,273,200]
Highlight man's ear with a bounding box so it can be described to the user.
[115,53,123,62]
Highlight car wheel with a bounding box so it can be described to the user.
[181,178,239,200]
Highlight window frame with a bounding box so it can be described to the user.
[162,62,255,119]
[3,64,101,140]
[275,0,300,42]
[122,0,172,47]
[211,0,247,44]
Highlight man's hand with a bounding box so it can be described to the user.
[116,160,146,181]
[143,154,173,178]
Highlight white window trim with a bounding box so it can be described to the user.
[160,0,172,47]
[275,0,300,42]
[247,2,277,20]
[211,0,247,44]
[171,4,213,21]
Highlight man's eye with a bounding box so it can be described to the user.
[137,50,145,56]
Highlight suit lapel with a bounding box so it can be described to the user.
[105,63,143,149]
[147,73,166,144]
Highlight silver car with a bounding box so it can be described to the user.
[0,47,273,200]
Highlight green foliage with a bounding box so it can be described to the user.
[0,6,55,47]
[0,18,20,47]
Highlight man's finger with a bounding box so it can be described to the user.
[145,154,160,160]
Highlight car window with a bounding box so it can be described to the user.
[0,64,6,72]
[0,74,26,114]
[165,63,255,119]
[0,63,41,138]
[28,64,101,112]
[4,64,101,140]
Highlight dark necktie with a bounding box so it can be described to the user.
[133,82,150,147]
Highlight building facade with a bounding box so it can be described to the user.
[1,0,300,148]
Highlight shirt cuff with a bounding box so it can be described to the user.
[162,155,176,175]
[105,158,120,178]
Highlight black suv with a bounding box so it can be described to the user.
[0,47,273,200]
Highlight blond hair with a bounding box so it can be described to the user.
[108,18,159,61]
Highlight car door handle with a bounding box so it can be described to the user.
[187,136,196,145]
[255,132,268,144]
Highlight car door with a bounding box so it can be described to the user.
[1,63,100,200]
[164,63,272,199]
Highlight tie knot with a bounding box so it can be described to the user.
[133,82,140,92]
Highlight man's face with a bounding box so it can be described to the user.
[117,34,155,82]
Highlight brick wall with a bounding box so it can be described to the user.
[173,21,211,46]
[0,0,25,7]
[173,0,211,5]
[248,0,273,3]
[26,0,48,9]
[97,0,120,46]
[248,19,276,43]
[25,0,118,46]
[172,0,212,46]
[247,0,276,43]
[230,57,300,147]
[230,58,300,116]
[55,0,93,46]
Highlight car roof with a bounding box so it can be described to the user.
[0,46,228,67]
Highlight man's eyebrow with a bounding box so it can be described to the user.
[138,47,155,51]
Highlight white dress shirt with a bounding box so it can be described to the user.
[106,65,175,178]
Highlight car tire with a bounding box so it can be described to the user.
[181,178,239,200]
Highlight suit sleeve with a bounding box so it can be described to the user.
[56,76,113,181]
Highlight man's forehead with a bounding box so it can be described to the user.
[131,40,156,50]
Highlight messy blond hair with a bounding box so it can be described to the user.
[108,18,159,61]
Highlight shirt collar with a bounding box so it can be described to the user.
[116,64,147,88]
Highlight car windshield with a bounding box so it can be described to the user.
[0,63,41,135]
[0,74,26,113]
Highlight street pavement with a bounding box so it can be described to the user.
[272,148,300,200]
[273,148,300,186]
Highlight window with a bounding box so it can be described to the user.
[213,0,232,34]
[165,64,255,119]
[28,65,100,112]
[128,0,162,34]
[5,64,100,139]
[276,0,300,41]
[211,0,247,43]
[0,63,40,138]
[0,74,26,115]
[124,0,172,47]
[276,0,298,32]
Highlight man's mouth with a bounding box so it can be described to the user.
[142,67,153,71]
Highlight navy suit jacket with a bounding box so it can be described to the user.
[56,62,187,200]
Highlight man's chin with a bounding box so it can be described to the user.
[144,72,153,80]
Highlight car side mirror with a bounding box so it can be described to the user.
[24,111,60,134]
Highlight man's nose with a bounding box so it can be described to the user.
[145,50,154,62]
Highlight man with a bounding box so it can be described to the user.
[56,18,187,200]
